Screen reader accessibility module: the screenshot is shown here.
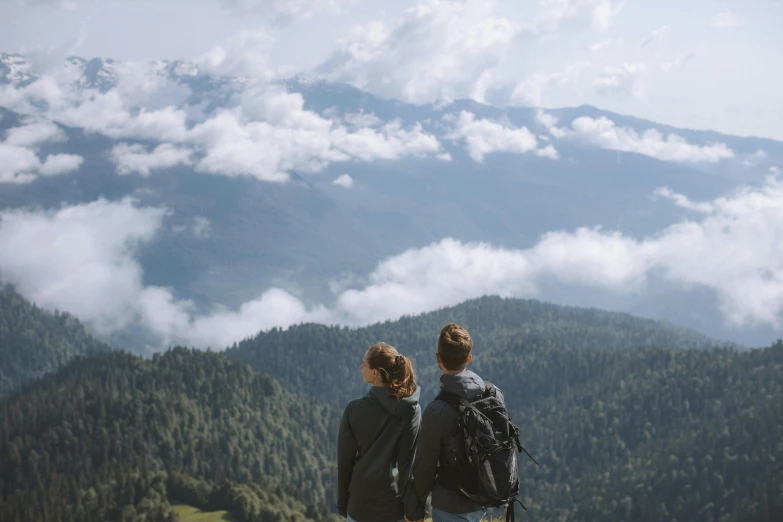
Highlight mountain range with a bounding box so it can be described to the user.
[1,52,783,351]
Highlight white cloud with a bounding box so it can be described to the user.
[534,0,627,32]
[660,50,696,73]
[340,111,384,129]
[536,110,568,138]
[190,108,300,180]
[0,143,40,183]
[218,0,350,24]
[38,153,83,176]
[0,198,168,333]
[17,0,351,22]
[331,177,783,328]
[12,0,77,9]
[535,144,560,159]
[510,61,590,106]
[653,187,713,213]
[711,11,738,29]
[187,86,445,181]
[0,198,328,348]
[447,111,555,162]
[318,0,519,104]
[2,60,446,183]
[0,120,83,183]
[8,179,783,347]
[192,217,211,239]
[4,121,65,147]
[640,24,671,48]
[197,30,275,79]
[332,238,539,324]
[187,289,330,347]
[741,149,768,168]
[570,116,735,163]
[594,62,647,98]
[110,143,194,176]
[330,120,444,162]
[589,38,622,52]
[332,173,354,188]
[0,59,192,142]
[54,91,190,142]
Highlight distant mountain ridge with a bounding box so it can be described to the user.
[225,294,731,407]
[4,52,780,155]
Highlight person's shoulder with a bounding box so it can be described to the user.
[344,394,371,412]
[423,394,451,416]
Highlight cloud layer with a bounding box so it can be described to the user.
[0,120,83,183]
[533,114,736,164]
[447,111,557,161]
[1,59,449,183]
[570,116,735,163]
[318,0,519,104]
[4,176,783,348]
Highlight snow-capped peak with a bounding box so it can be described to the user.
[0,53,36,86]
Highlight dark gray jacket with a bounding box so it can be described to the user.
[411,370,505,519]
[337,385,421,522]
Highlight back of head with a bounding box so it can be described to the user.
[366,343,417,399]
[438,323,473,371]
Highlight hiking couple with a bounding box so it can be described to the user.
[337,323,529,522]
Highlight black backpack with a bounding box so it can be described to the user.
[436,383,538,522]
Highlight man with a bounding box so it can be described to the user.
[408,323,506,522]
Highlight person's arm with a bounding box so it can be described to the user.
[410,403,443,521]
[337,405,358,517]
[398,404,422,521]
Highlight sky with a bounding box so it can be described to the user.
[1,0,782,140]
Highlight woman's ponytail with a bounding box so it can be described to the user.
[366,343,417,399]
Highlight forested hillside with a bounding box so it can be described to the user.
[227,296,781,521]
[0,285,112,396]
[2,294,781,521]
[0,348,341,522]
[226,295,726,405]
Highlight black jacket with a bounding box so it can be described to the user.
[337,385,421,522]
[411,370,505,519]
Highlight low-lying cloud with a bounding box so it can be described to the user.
[4,176,783,348]
[447,111,557,161]
[111,143,194,176]
[534,112,735,164]
[562,115,735,164]
[1,60,448,183]
[0,119,83,183]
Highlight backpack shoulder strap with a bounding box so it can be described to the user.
[435,389,462,410]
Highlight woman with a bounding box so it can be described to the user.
[337,342,421,522]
